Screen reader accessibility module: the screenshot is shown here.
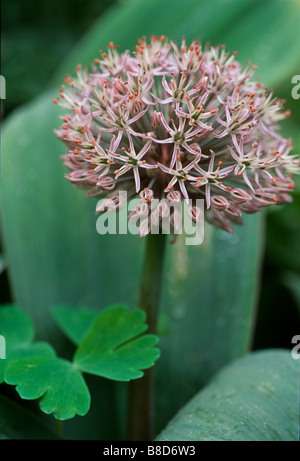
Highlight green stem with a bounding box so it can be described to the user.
[128,232,167,441]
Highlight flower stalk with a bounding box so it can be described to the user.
[53,35,300,439]
[128,231,167,440]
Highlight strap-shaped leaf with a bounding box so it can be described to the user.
[5,356,91,420]
[157,350,299,441]
[74,305,160,381]
[51,0,261,86]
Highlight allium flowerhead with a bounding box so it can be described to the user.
[54,36,299,235]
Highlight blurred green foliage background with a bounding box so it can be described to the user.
[1,0,300,440]
[2,0,117,115]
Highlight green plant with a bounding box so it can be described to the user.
[1,0,299,441]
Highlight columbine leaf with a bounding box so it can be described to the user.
[52,306,99,345]
[74,305,160,381]
[4,355,91,420]
[0,305,35,382]
[0,305,90,421]
[156,350,299,441]
[0,305,54,383]
[0,305,34,348]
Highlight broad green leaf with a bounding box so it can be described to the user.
[5,355,91,420]
[0,305,35,382]
[51,0,300,90]
[52,306,98,345]
[74,305,160,381]
[0,306,90,421]
[51,0,261,86]
[53,305,160,380]
[0,394,59,440]
[215,0,300,87]
[0,305,34,347]
[157,350,299,441]
[3,341,55,362]
[156,214,264,429]
[0,305,54,383]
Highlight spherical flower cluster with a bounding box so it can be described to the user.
[54,36,299,235]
